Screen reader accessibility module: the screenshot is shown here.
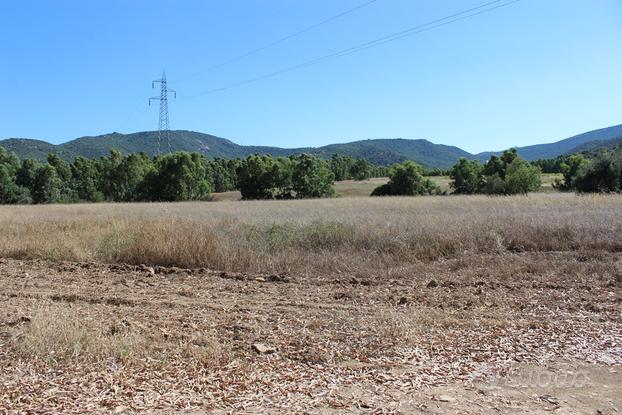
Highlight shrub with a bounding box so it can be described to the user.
[371,160,440,196]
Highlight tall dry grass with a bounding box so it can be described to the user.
[0,193,620,275]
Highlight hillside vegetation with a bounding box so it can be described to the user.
[4,123,622,168]
[0,131,470,168]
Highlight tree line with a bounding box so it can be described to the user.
[2,143,619,204]
[0,147,391,204]
[369,149,542,197]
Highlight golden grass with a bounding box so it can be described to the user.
[0,193,620,275]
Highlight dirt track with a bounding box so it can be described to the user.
[1,253,621,413]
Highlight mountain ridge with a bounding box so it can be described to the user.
[474,124,622,161]
[2,123,622,168]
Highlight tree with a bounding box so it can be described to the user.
[371,160,439,196]
[291,154,335,198]
[0,165,30,204]
[209,158,238,193]
[31,164,62,204]
[237,155,280,200]
[101,151,153,201]
[574,156,621,193]
[448,150,542,195]
[0,147,30,204]
[143,152,213,201]
[504,158,542,195]
[16,159,39,189]
[449,158,483,194]
[71,157,104,202]
[270,157,294,198]
[330,155,354,181]
[554,155,589,191]
[350,159,372,180]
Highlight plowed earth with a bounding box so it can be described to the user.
[1,253,621,413]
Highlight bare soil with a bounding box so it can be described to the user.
[1,252,620,413]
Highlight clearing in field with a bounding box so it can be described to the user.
[0,193,621,413]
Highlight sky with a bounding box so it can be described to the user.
[1,0,621,153]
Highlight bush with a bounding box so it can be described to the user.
[371,161,440,196]
[574,156,621,193]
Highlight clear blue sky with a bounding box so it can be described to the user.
[1,0,621,153]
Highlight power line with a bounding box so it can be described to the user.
[174,0,379,83]
[180,0,518,99]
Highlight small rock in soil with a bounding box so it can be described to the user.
[252,343,276,354]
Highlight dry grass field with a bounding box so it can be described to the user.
[1,193,621,413]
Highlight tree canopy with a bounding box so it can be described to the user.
[449,150,541,195]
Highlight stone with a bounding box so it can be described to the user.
[252,343,276,354]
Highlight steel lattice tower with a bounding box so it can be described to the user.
[149,71,176,155]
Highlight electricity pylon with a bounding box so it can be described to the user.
[149,71,176,155]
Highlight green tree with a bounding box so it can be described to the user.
[101,151,153,201]
[291,154,334,198]
[371,160,439,196]
[350,159,372,180]
[504,158,542,195]
[0,165,30,204]
[449,158,483,194]
[329,155,353,181]
[478,149,541,195]
[0,147,30,204]
[47,154,72,182]
[209,158,238,193]
[143,152,213,201]
[31,164,62,204]
[555,154,589,191]
[237,155,279,199]
[574,156,621,193]
[16,158,39,189]
[271,157,294,198]
[71,157,104,202]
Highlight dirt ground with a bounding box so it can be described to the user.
[1,252,621,413]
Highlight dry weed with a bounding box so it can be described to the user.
[0,194,620,275]
[10,302,227,368]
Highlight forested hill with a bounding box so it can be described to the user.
[2,123,622,168]
[475,124,622,161]
[0,131,471,168]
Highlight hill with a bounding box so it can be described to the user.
[2,123,622,168]
[475,124,622,161]
[566,135,622,156]
[0,131,470,168]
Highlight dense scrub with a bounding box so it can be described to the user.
[449,149,542,195]
[0,146,396,204]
